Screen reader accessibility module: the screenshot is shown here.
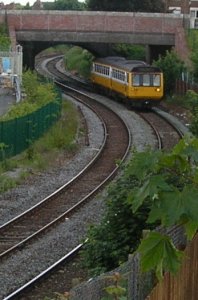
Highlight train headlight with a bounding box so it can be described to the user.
[156,88,160,92]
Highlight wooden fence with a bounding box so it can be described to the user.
[175,79,198,95]
[146,232,198,300]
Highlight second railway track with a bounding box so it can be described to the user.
[0,71,131,299]
[0,91,130,257]
[0,55,190,299]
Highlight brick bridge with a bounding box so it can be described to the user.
[0,10,190,68]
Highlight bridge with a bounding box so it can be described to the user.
[0,10,190,68]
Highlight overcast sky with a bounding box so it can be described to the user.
[3,0,85,6]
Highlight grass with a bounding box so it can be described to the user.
[164,94,192,109]
[0,100,81,193]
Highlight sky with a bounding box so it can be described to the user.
[2,0,85,6]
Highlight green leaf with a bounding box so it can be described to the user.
[192,168,198,184]
[159,153,189,172]
[126,151,161,181]
[181,186,198,221]
[172,136,190,154]
[131,175,172,212]
[148,186,198,228]
[184,220,198,240]
[148,190,182,226]
[137,232,183,280]
[105,285,126,296]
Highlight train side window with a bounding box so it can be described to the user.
[153,74,160,86]
[94,64,110,76]
[133,74,140,86]
[142,74,150,86]
[112,69,125,82]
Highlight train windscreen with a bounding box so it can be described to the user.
[132,74,161,87]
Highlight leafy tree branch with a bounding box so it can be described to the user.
[127,136,198,279]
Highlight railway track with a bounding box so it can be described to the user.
[138,110,184,150]
[44,55,188,147]
[1,55,190,300]
[0,92,130,257]
[0,67,131,299]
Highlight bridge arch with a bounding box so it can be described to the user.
[0,10,190,68]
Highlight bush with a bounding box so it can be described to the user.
[113,44,146,60]
[81,164,157,276]
[153,50,186,96]
[185,90,198,135]
[64,46,93,78]
[0,70,57,121]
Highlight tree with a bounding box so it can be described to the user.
[64,46,93,78]
[133,0,165,12]
[153,50,186,96]
[112,44,145,60]
[86,0,133,11]
[127,136,198,279]
[22,2,31,10]
[86,0,164,12]
[82,136,198,279]
[43,0,85,10]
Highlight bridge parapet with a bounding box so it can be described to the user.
[0,10,190,66]
[1,10,188,33]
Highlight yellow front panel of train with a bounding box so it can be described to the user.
[128,73,163,100]
[128,86,163,99]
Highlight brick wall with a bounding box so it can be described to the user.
[5,11,185,33]
[0,11,190,64]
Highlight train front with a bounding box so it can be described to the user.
[128,66,164,106]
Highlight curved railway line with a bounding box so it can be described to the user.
[0,59,131,300]
[0,91,130,257]
[1,55,190,299]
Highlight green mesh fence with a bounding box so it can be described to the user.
[0,96,62,160]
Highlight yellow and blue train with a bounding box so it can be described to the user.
[90,57,164,107]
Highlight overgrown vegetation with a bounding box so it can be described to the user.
[101,272,127,300]
[81,153,158,276]
[129,136,198,279]
[0,100,80,193]
[0,24,11,51]
[153,50,186,96]
[0,69,81,192]
[0,70,57,121]
[64,46,94,78]
[185,90,198,135]
[112,44,145,60]
[81,136,198,280]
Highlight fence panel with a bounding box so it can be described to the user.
[175,79,198,95]
[0,97,62,160]
[146,233,198,300]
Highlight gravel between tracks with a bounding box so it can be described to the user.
[0,92,157,299]
[0,56,192,298]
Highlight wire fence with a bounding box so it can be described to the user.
[70,226,186,300]
[0,94,62,160]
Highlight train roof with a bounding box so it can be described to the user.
[93,57,161,72]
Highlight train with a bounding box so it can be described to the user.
[90,56,164,107]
